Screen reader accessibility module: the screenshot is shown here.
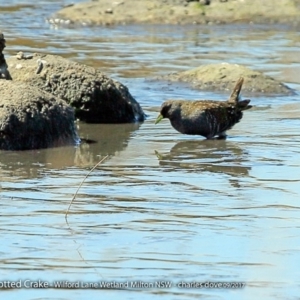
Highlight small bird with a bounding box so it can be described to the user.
[155,77,251,139]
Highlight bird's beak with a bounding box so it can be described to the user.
[155,114,163,124]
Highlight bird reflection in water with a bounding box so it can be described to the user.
[155,140,251,187]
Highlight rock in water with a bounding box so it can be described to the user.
[155,77,251,139]
[6,53,145,123]
[0,80,78,150]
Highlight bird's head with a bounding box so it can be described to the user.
[155,101,176,124]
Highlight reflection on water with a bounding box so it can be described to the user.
[1,1,300,300]
[75,122,141,167]
[155,140,250,178]
[0,122,140,178]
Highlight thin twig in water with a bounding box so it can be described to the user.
[65,155,109,223]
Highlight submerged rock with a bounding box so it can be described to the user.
[6,53,145,123]
[158,63,294,95]
[0,80,78,150]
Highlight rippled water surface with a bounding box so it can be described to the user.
[1,1,300,300]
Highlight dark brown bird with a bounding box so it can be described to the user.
[155,77,252,139]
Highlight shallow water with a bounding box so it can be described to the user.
[1,1,300,300]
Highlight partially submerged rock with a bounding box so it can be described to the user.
[0,81,78,150]
[158,63,294,95]
[6,53,145,123]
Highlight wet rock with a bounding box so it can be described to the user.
[6,53,145,123]
[0,80,78,150]
[158,63,295,95]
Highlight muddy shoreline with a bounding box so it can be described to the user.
[53,0,300,26]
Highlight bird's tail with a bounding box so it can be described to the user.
[228,77,252,110]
